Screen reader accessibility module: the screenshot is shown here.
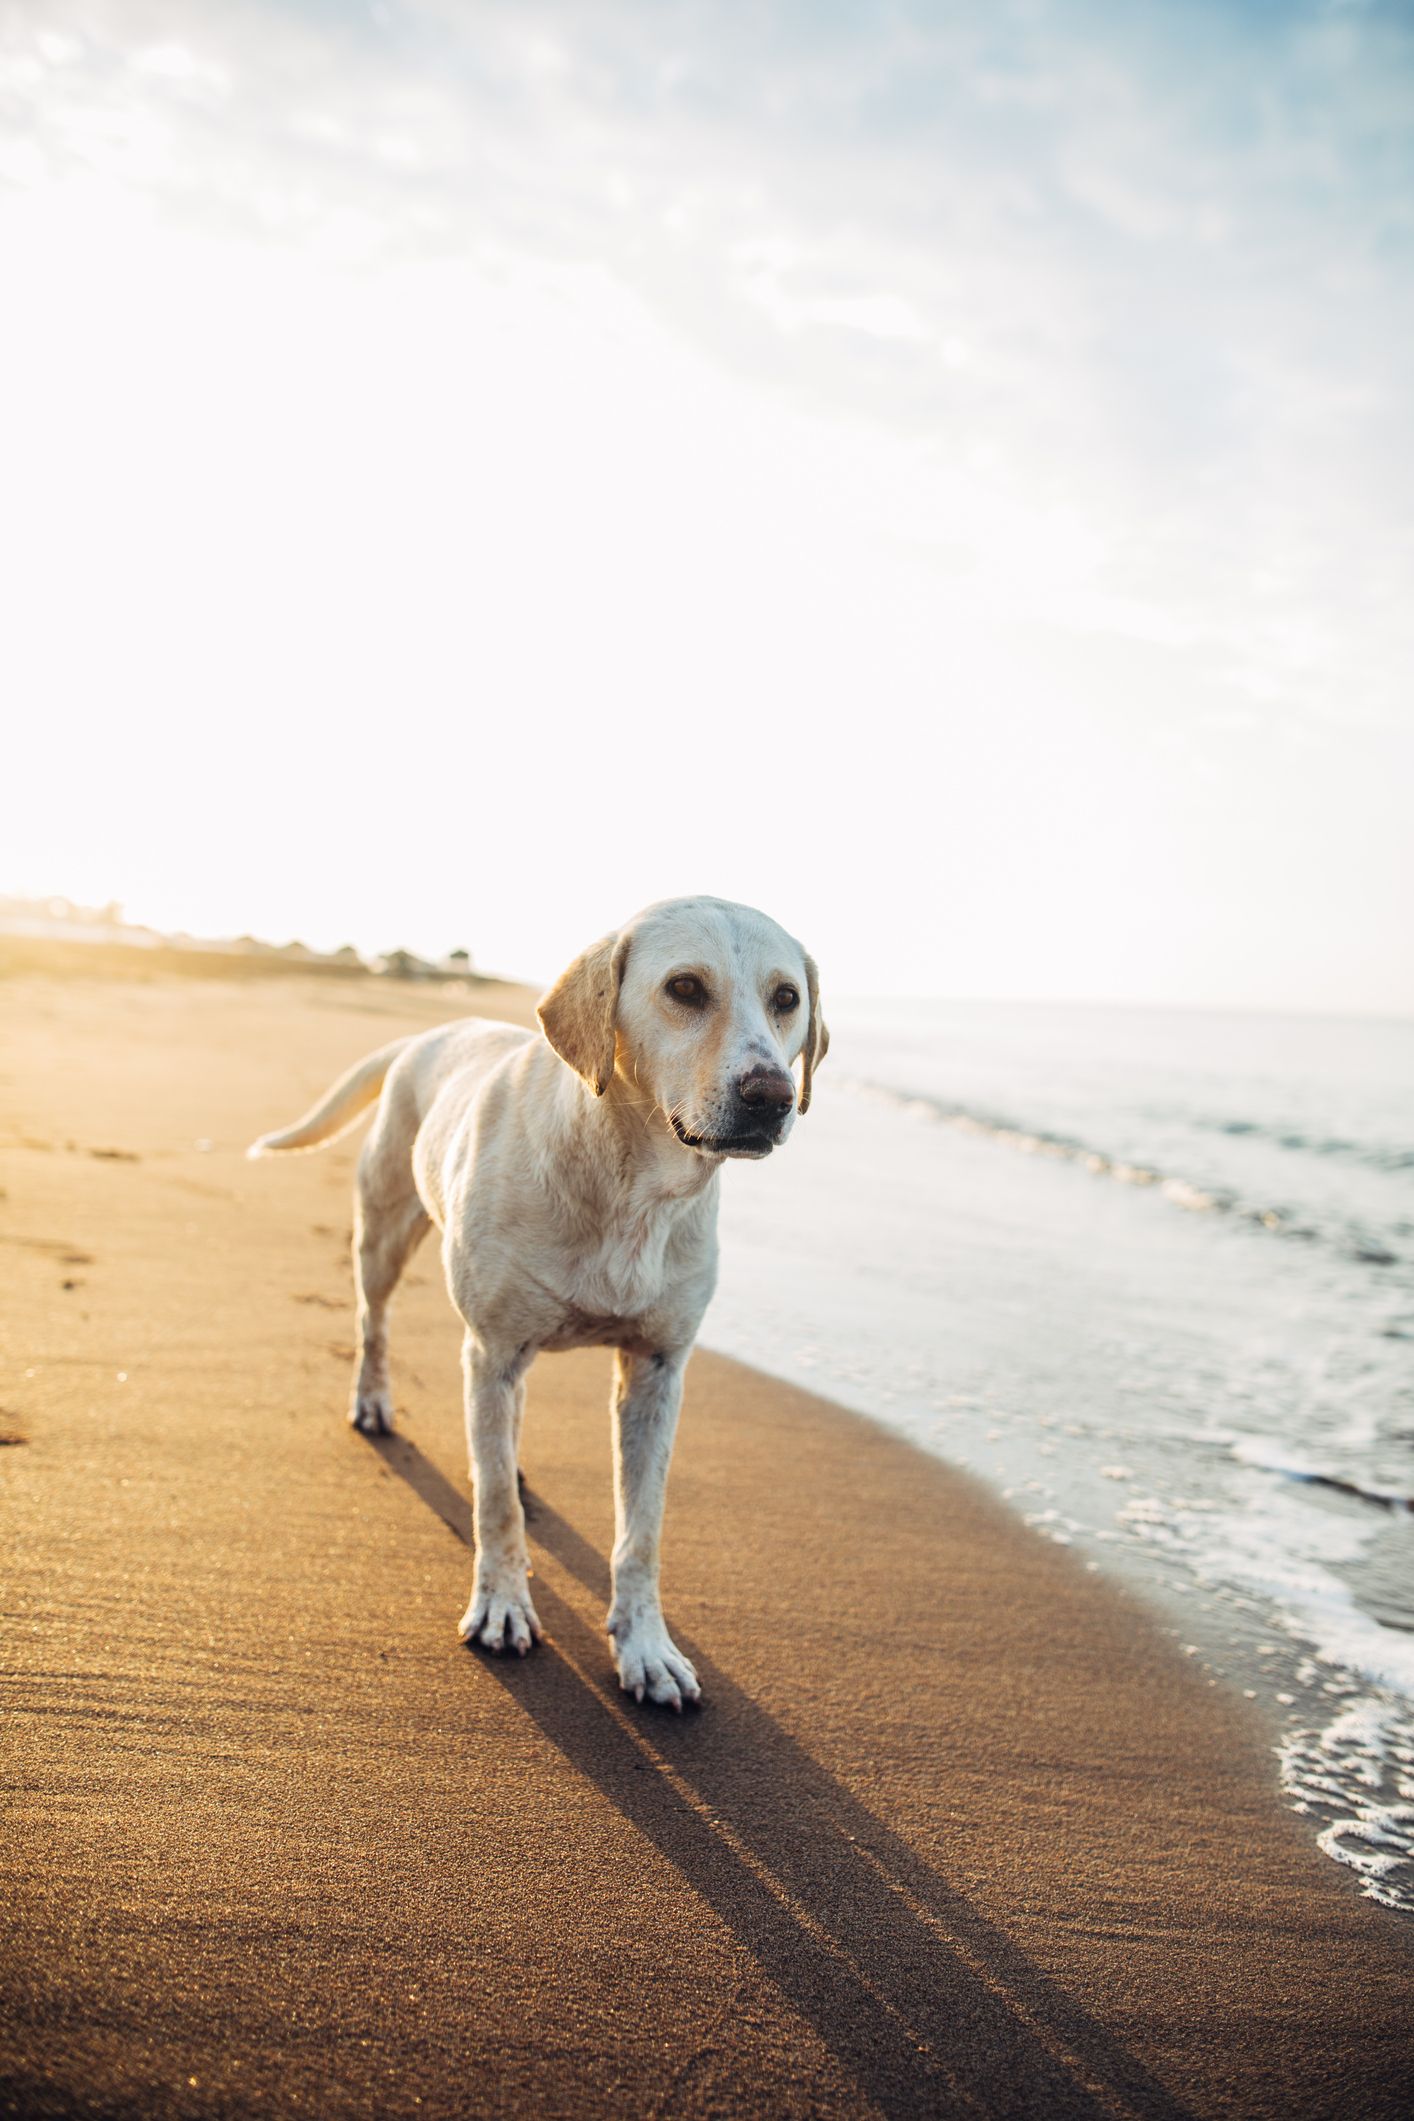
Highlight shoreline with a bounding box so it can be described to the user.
[701,1318,1414,1913]
[704,1029,1414,1918]
[3,970,1412,2115]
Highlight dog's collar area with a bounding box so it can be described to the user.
[671,1115,778,1157]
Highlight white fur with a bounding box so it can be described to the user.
[250,896,825,1709]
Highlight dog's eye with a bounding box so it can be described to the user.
[774,985,800,1012]
[667,975,707,1006]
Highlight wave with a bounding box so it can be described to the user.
[838,1075,1405,1270]
[1196,1113,1414,1175]
[1280,1702,1414,1912]
[1229,1436,1414,1515]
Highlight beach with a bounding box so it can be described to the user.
[3,968,1412,2118]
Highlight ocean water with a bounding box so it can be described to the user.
[706,999,1414,1913]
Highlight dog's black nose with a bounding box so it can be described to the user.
[736,1065,795,1112]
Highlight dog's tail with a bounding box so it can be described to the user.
[246,1038,411,1159]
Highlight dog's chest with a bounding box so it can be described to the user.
[546,1195,709,1347]
[568,1227,673,1323]
[538,1261,668,1354]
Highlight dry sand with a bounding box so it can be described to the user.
[2,968,1411,2119]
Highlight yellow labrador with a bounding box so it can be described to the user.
[250,896,826,1708]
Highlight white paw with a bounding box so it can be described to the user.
[459,1567,542,1657]
[349,1387,394,1435]
[610,1617,701,1711]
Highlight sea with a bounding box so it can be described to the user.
[706,998,1414,1913]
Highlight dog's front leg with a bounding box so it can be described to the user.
[607,1348,701,1710]
[457,1334,542,1656]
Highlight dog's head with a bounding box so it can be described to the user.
[538,896,827,1161]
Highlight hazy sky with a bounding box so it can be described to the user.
[3,0,1411,1007]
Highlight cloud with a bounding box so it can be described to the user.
[7,0,1410,726]
[2,0,1411,1003]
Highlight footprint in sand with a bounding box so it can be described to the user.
[89,1147,141,1162]
[294,1292,345,1309]
[1,1238,94,1265]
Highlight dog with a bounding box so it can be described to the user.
[249,896,826,1709]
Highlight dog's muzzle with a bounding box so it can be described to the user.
[673,1068,795,1158]
[671,1113,783,1159]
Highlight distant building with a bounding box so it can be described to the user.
[374,948,435,980]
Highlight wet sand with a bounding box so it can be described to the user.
[2,970,1411,2118]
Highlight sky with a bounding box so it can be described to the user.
[2,0,1412,1009]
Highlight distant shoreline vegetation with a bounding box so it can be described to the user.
[0,896,483,986]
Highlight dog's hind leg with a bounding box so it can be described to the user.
[350,1120,430,1437]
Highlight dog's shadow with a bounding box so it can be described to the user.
[370,1431,1193,2121]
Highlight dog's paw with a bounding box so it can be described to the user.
[459,1570,543,1657]
[610,1619,701,1711]
[349,1387,394,1435]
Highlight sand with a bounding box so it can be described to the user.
[2,968,1411,2119]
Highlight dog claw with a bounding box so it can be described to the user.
[458,1579,541,1659]
[614,1626,699,1711]
[349,1389,394,1436]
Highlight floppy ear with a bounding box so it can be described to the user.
[538,931,631,1096]
[797,952,829,1114]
